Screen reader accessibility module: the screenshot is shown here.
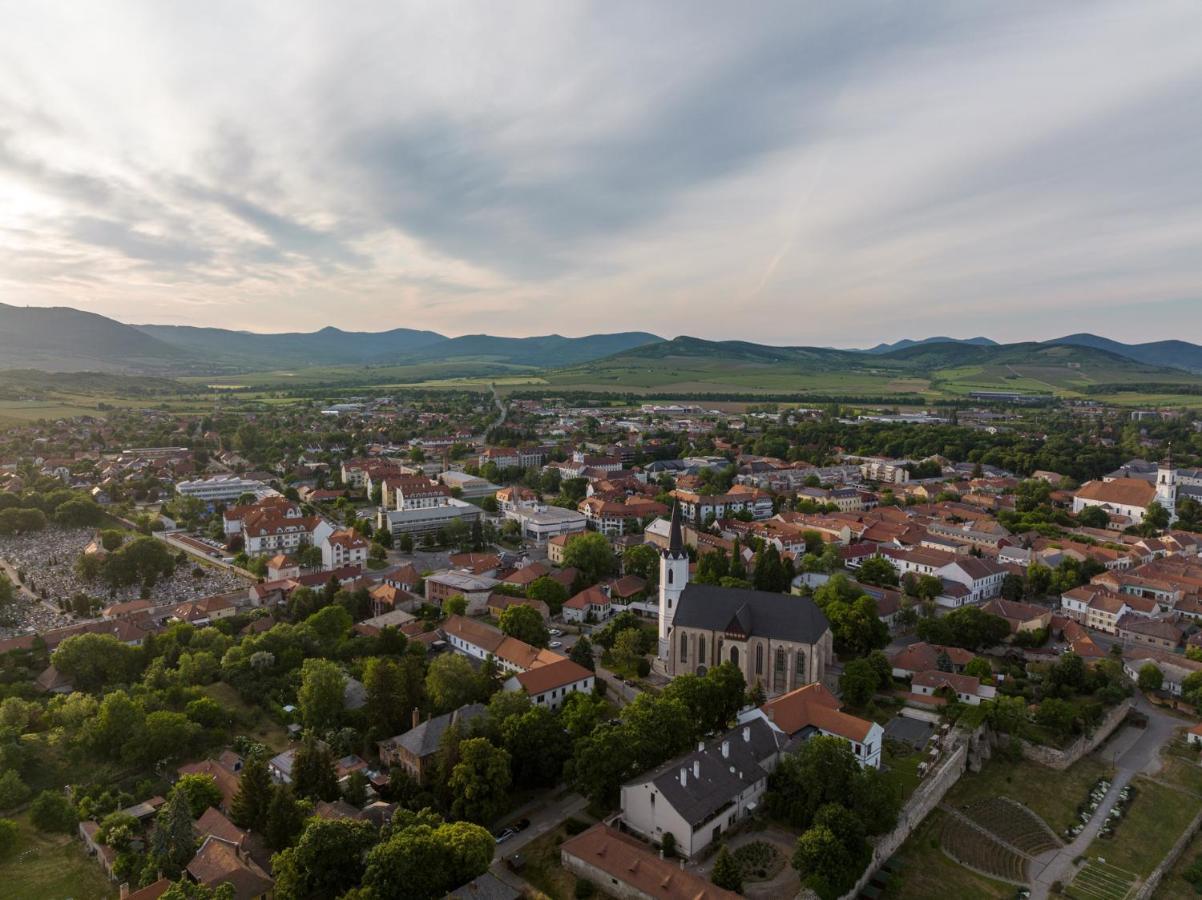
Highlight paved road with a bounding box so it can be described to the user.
[1029,695,1181,899]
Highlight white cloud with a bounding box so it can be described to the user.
[0,0,1200,342]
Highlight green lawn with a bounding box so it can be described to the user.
[1152,827,1202,898]
[198,681,291,752]
[516,826,580,900]
[884,748,924,803]
[882,810,1013,900]
[946,753,1110,836]
[1086,777,1199,877]
[0,815,116,900]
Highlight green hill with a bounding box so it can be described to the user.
[0,303,190,372]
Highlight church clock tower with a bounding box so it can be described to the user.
[658,503,689,660]
[1157,444,1178,523]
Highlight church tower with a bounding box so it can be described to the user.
[658,503,689,660]
[1157,444,1178,522]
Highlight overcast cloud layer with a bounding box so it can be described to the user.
[1,1,1200,344]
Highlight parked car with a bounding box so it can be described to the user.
[549,628,562,637]
[513,818,531,832]
[495,828,516,844]
[549,641,562,649]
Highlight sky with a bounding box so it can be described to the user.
[1,1,1201,346]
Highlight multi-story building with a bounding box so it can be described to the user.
[176,475,273,504]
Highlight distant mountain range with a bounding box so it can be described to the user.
[1,302,1200,378]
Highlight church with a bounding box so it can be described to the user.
[658,505,834,696]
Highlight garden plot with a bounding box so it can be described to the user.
[1066,860,1138,900]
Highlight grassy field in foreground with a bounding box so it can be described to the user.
[946,752,1110,836]
[1152,826,1202,898]
[1086,777,1198,877]
[0,814,116,900]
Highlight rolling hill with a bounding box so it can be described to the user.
[0,303,189,372]
[861,336,998,354]
[1046,334,1202,373]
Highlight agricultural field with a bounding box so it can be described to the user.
[0,814,117,900]
[945,753,1111,837]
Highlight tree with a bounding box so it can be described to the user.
[838,658,879,708]
[964,657,993,681]
[1000,572,1025,601]
[426,653,484,714]
[150,788,198,877]
[570,635,596,671]
[1138,663,1164,694]
[562,532,616,585]
[611,629,646,675]
[622,544,659,583]
[363,819,493,900]
[443,594,468,617]
[54,498,104,527]
[265,784,306,850]
[53,632,142,692]
[0,819,18,860]
[1143,501,1171,532]
[1077,504,1109,528]
[160,882,235,900]
[271,817,376,898]
[363,657,406,739]
[137,711,199,766]
[86,690,145,759]
[498,604,549,648]
[293,735,340,802]
[767,736,861,830]
[502,707,571,788]
[449,738,511,824]
[858,556,899,587]
[1035,697,1078,740]
[298,658,346,732]
[527,576,569,614]
[230,753,273,832]
[793,823,853,899]
[0,770,30,810]
[172,773,224,818]
[30,790,77,833]
[711,845,742,892]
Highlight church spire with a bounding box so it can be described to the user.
[666,501,685,557]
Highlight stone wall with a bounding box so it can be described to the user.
[839,732,970,900]
[1132,805,1202,900]
[1020,698,1134,770]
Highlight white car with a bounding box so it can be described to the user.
[548,641,562,649]
[548,628,563,637]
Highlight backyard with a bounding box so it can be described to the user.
[0,814,116,900]
[198,681,291,752]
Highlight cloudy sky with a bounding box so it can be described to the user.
[1,1,1201,345]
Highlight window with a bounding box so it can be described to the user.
[730,646,739,667]
[773,647,786,694]
[698,636,706,666]
[755,644,763,676]
[795,650,806,681]
[680,632,688,663]
[668,569,673,585]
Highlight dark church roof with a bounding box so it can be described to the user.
[673,584,829,644]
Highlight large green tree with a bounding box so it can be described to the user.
[449,738,511,825]
[498,604,549,648]
[297,658,346,732]
[271,817,376,898]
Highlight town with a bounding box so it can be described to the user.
[0,387,1201,900]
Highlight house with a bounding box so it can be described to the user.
[619,718,787,858]
[424,570,500,614]
[911,670,996,706]
[1060,585,1131,634]
[378,704,487,783]
[982,598,1052,634]
[506,503,588,543]
[935,557,1007,606]
[888,642,974,679]
[486,594,551,622]
[563,585,613,624]
[177,755,242,812]
[561,824,739,900]
[186,834,273,899]
[1187,723,1202,747]
[448,873,522,900]
[169,596,237,627]
[1116,615,1184,651]
[742,682,882,768]
[503,658,594,710]
[321,529,369,570]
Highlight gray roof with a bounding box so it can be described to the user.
[673,583,830,645]
[629,718,786,828]
[448,873,521,900]
[380,703,486,759]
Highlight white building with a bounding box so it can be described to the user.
[321,529,369,570]
[620,719,787,859]
[176,475,273,504]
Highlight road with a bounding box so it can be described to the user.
[1028,694,1182,899]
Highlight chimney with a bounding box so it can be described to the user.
[692,760,700,778]
[412,707,421,729]
[721,740,729,759]
[679,767,688,787]
[742,725,751,742]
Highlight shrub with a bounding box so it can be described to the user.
[0,819,17,859]
[574,879,596,899]
[564,817,589,836]
[30,791,77,833]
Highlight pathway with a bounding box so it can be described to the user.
[1028,696,1180,899]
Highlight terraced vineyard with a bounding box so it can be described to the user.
[961,798,1062,855]
[939,816,1029,885]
